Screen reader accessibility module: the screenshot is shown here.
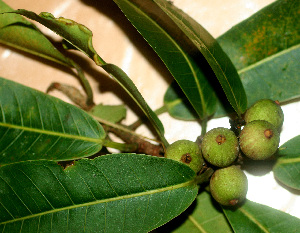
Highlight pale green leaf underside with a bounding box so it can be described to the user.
[89,104,126,124]
[223,199,300,232]
[273,135,300,190]
[0,154,198,232]
[0,78,105,165]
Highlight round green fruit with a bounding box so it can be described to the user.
[210,165,248,206]
[201,127,239,167]
[165,140,204,173]
[244,99,284,130]
[239,120,280,160]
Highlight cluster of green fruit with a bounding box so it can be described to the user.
[165,99,284,206]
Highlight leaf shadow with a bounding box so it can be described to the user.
[241,156,276,177]
[274,177,300,196]
[153,197,198,232]
[153,189,227,232]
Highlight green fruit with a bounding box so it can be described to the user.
[244,99,284,130]
[165,140,204,173]
[210,165,248,206]
[201,127,239,167]
[239,120,280,160]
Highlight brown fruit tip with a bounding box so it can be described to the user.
[216,135,226,145]
[181,153,192,164]
[229,199,239,206]
[264,129,273,139]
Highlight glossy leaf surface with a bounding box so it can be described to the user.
[152,0,247,116]
[113,0,218,119]
[223,199,300,232]
[156,191,233,233]
[0,78,105,165]
[165,0,300,119]
[12,9,166,145]
[0,154,198,232]
[273,135,300,190]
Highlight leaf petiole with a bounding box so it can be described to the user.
[102,139,138,152]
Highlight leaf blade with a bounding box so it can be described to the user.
[273,135,300,190]
[0,77,105,165]
[214,0,300,116]
[156,191,233,233]
[10,9,166,145]
[0,0,94,105]
[0,1,69,66]
[165,0,300,120]
[223,199,300,233]
[112,0,218,119]
[152,0,247,116]
[0,154,198,232]
[89,104,127,124]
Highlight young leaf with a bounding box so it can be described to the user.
[273,135,300,190]
[10,9,167,146]
[112,0,218,119]
[0,154,198,232]
[223,199,300,232]
[89,104,126,123]
[215,0,300,116]
[156,191,233,233]
[0,1,94,106]
[0,77,105,165]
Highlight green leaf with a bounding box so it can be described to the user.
[152,0,247,116]
[89,104,126,124]
[273,135,300,190]
[9,9,100,63]
[0,154,198,232]
[11,9,167,146]
[0,1,69,66]
[0,77,105,165]
[156,191,233,233]
[102,64,168,146]
[112,0,218,119]
[223,199,300,232]
[164,0,300,120]
[215,0,300,116]
[163,81,198,121]
[0,1,94,106]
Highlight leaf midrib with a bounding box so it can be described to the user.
[0,122,102,143]
[238,206,269,233]
[275,157,300,165]
[238,44,300,75]
[0,180,196,225]
[156,2,240,114]
[124,1,207,117]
